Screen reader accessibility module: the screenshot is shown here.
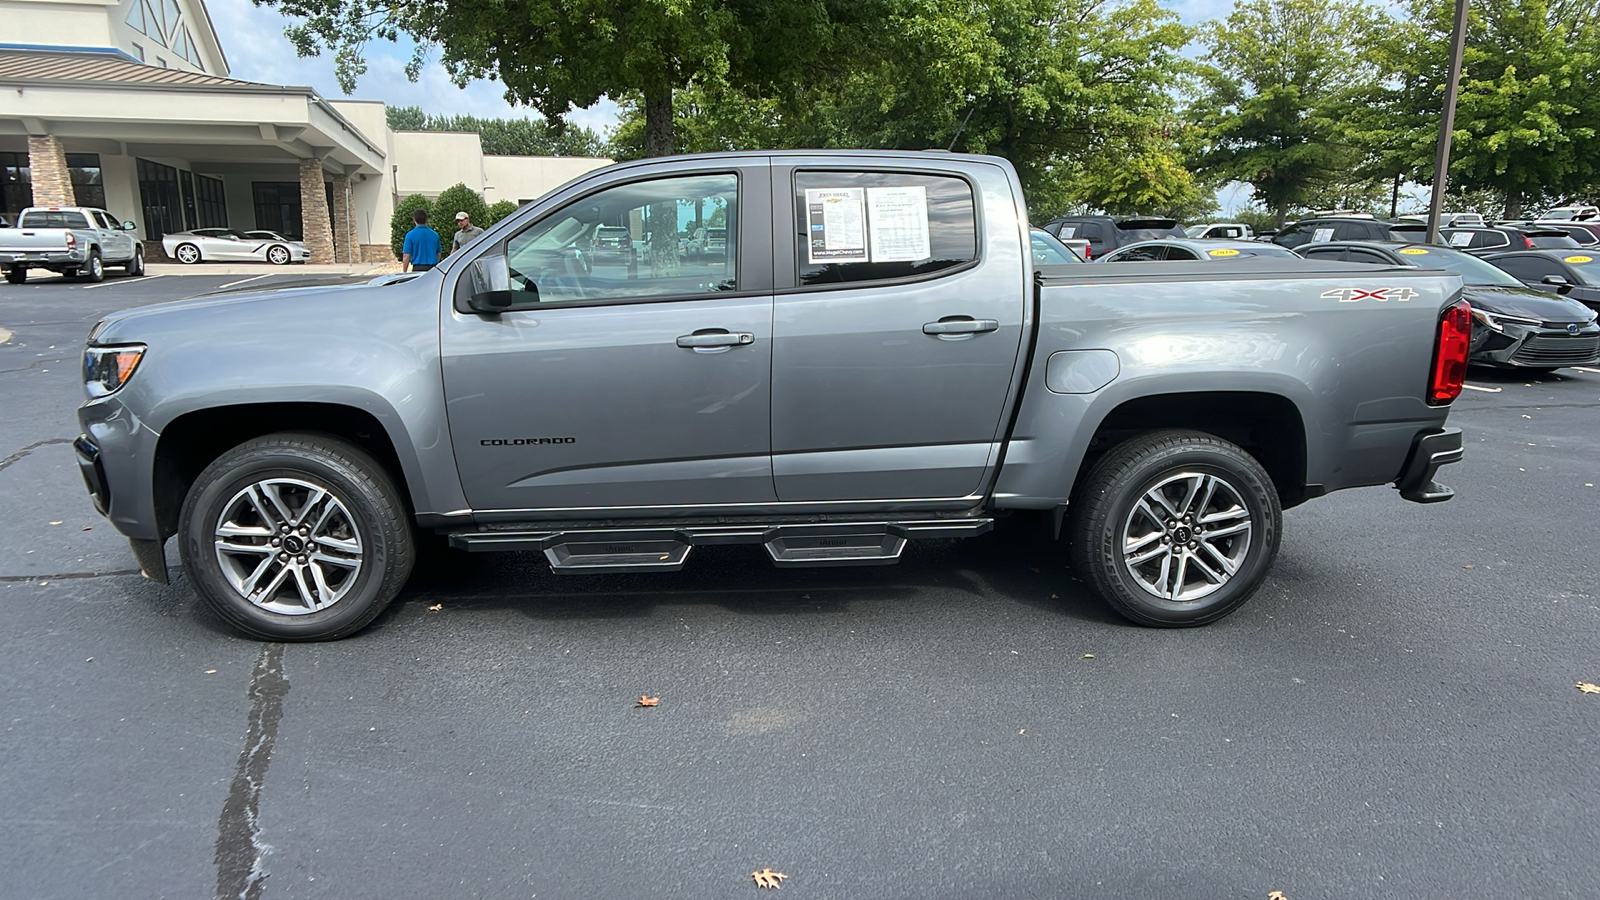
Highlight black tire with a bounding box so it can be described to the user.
[124,246,145,276]
[178,433,415,641]
[175,243,202,265]
[266,244,291,265]
[80,249,105,283]
[1066,429,1281,627]
[3,267,23,284]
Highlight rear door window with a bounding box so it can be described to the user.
[1493,255,1564,282]
[1345,249,1393,265]
[794,171,977,286]
[20,210,90,229]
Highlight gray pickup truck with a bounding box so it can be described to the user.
[1,206,145,283]
[74,151,1469,641]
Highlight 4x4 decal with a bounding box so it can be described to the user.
[1321,286,1418,303]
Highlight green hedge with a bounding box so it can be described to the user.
[390,194,446,260]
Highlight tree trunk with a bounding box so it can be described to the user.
[1504,189,1522,220]
[1275,200,1289,229]
[1390,174,1401,219]
[644,83,675,158]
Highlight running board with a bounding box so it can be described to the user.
[447,519,993,572]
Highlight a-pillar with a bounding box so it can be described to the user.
[298,157,335,264]
[329,174,356,263]
[27,135,76,207]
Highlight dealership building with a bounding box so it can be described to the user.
[0,0,611,261]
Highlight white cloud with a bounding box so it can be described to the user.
[203,0,620,132]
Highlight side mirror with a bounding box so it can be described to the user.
[122,221,137,231]
[1542,274,1571,288]
[465,253,537,313]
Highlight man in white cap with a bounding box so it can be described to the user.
[448,211,484,256]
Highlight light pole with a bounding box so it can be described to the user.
[1425,0,1470,244]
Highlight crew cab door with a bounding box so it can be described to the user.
[440,163,777,512]
[767,161,1029,501]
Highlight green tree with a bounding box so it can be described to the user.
[1359,0,1600,217]
[385,105,426,130]
[485,199,519,226]
[1191,0,1379,226]
[433,182,490,233]
[257,0,866,157]
[384,106,609,156]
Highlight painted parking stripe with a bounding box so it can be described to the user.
[217,274,271,290]
[80,273,167,290]
[1574,366,1600,374]
[1461,384,1502,393]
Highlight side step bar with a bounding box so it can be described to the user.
[447,519,993,573]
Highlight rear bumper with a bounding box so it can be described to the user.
[0,249,83,268]
[1395,427,1463,503]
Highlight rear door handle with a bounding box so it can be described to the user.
[676,329,754,350]
[923,316,1000,337]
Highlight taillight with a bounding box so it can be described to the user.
[65,232,76,247]
[1429,299,1471,405]
[1523,236,1532,247]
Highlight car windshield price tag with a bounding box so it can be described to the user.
[1312,228,1336,243]
[1565,255,1593,263]
[1449,232,1474,247]
[867,186,931,263]
[805,188,868,264]
[1208,248,1240,257]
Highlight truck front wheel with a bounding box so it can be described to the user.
[177,433,415,641]
[1067,430,1281,627]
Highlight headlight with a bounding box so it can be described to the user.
[83,344,145,397]
[1469,309,1541,332]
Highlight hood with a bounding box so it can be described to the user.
[90,272,437,344]
[1461,283,1595,324]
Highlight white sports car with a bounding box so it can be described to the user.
[162,228,311,265]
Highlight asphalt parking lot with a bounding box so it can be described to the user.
[2,271,1597,899]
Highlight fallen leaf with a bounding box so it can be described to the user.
[636,695,660,707]
[1083,653,1095,659]
[1462,564,1474,569]
[1017,728,1026,735]
[81,526,92,531]
[1578,682,1600,694]
[1028,566,1040,573]
[1268,892,1288,900]
[427,603,443,611]
[1521,414,1531,419]
[1050,593,1059,599]
[751,868,786,889]
[48,520,63,526]
[204,669,217,674]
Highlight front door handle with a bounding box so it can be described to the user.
[676,329,755,350]
[923,316,1000,338]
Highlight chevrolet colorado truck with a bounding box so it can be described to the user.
[1,206,145,283]
[74,151,1469,641]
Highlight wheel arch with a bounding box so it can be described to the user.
[151,401,425,541]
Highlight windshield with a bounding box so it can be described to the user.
[1404,245,1521,286]
[1118,226,1186,242]
[1184,225,1205,238]
[1527,234,1581,249]
[20,210,89,229]
[1030,229,1083,264]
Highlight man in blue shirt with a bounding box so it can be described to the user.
[401,208,442,272]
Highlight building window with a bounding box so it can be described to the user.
[178,168,197,230]
[1,151,31,220]
[252,182,303,239]
[137,158,182,240]
[157,57,167,68]
[195,174,227,228]
[66,153,106,211]
[131,42,144,62]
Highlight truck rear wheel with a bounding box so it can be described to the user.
[4,267,23,284]
[178,433,415,641]
[79,249,104,283]
[1067,430,1280,627]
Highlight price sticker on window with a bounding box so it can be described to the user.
[1207,248,1240,257]
[1399,248,1430,255]
[1565,255,1593,263]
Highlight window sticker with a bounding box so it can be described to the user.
[1058,226,1077,238]
[1399,247,1430,255]
[1312,227,1336,242]
[804,188,868,264]
[1564,255,1593,263]
[1207,248,1240,257]
[866,186,931,263]
[1448,232,1474,247]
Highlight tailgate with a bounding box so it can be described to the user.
[0,229,73,253]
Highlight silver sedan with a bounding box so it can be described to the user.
[162,228,311,265]
[1098,238,1302,263]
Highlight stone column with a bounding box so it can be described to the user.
[329,174,355,263]
[297,157,335,264]
[27,135,76,207]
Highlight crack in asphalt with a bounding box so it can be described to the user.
[0,438,72,473]
[0,356,77,376]
[0,569,142,583]
[214,642,289,900]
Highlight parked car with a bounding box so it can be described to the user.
[1296,241,1599,372]
[76,150,1469,641]
[162,227,310,265]
[1481,248,1600,315]
[590,225,633,261]
[1532,221,1600,247]
[1271,216,1427,248]
[684,226,727,259]
[1038,215,1186,259]
[1396,212,1487,228]
[1098,239,1300,262]
[1539,205,1598,221]
[1184,223,1254,240]
[1438,225,1582,256]
[0,206,144,283]
[1029,228,1085,264]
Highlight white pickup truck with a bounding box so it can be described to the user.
[0,206,145,283]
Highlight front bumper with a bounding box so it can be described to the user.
[1471,321,1600,368]
[1395,427,1463,503]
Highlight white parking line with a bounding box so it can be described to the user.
[80,273,167,290]
[1461,384,1502,393]
[217,274,270,290]
[1574,366,1600,374]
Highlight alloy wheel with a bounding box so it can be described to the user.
[213,477,365,615]
[1120,471,1253,602]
